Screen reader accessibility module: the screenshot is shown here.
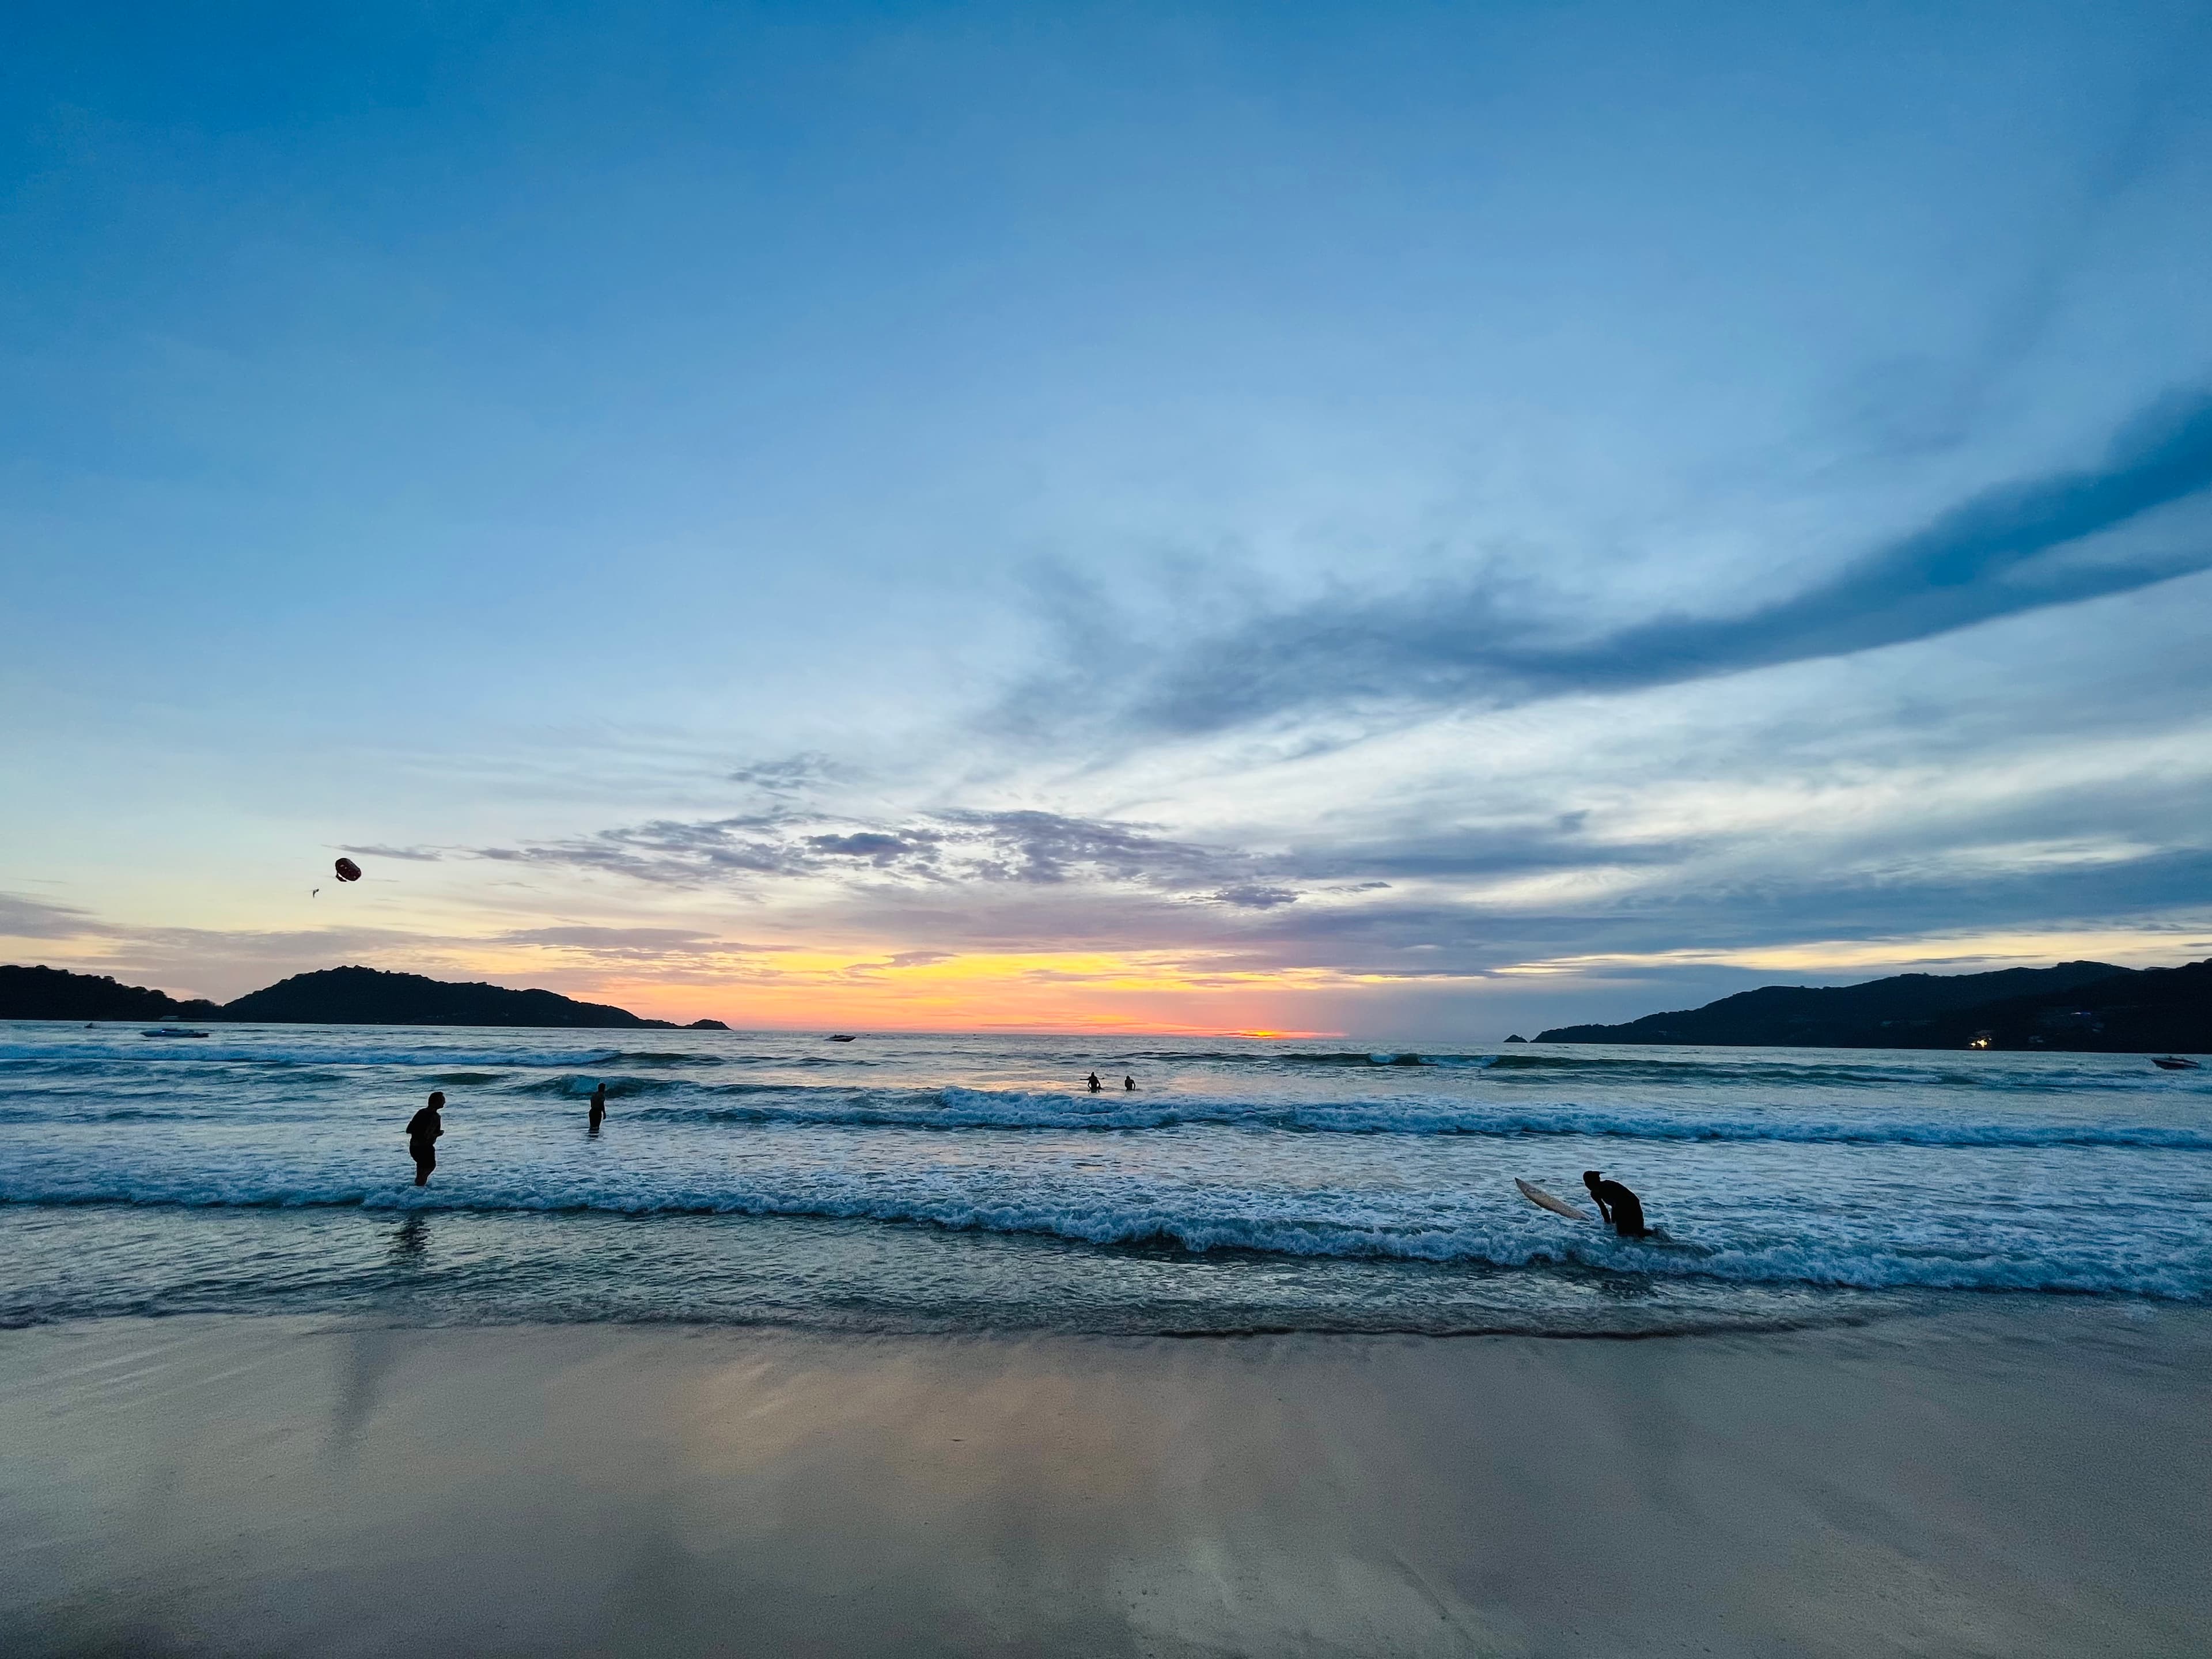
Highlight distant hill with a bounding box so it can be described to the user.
[1536,958,2211,1053]
[0,964,222,1023]
[221,967,695,1028]
[1,963,729,1031]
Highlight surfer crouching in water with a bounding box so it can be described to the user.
[1582,1170,1652,1238]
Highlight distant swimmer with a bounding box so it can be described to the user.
[1087,1072,1103,1093]
[1582,1170,1650,1238]
[1123,1074,1136,1090]
[588,1082,607,1132]
[407,1091,446,1187]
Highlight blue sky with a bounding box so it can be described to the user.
[4,1,2210,1034]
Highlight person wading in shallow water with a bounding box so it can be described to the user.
[1087,1072,1103,1093]
[1123,1074,1137,1091]
[588,1082,607,1133]
[1582,1169,1652,1238]
[406,1092,445,1187]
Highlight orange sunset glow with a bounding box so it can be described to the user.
[559,949,1361,1035]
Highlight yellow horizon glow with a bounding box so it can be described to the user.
[473,945,1374,1035]
[0,927,1378,1033]
[13,921,2205,1035]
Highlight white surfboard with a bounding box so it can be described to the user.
[1516,1177,1594,1222]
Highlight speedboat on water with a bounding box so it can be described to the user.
[2151,1056,2200,1070]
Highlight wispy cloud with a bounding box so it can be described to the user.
[805,830,935,863]
[474,808,1304,903]
[0,892,102,940]
[1033,386,2212,737]
[729,753,846,796]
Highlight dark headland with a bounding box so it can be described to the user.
[1536,957,2211,1053]
[0,963,728,1031]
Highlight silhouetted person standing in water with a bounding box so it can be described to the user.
[1086,1072,1102,1093]
[1123,1074,1136,1090]
[407,1092,445,1187]
[588,1082,607,1133]
[1582,1169,1650,1238]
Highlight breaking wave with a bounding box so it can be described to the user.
[7,1075,2207,1147]
[3,1175,2205,1300]
[608,1086,2212,1149]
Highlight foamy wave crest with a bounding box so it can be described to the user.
[607,1086,2212,1150]
[7,1065,2206,1146]
[5,1164,2205,1300]
[1476,1051,2200,1093]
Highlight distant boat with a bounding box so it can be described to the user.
[2152,1056,2200,1071]
[827,1034,857,1042]
[143,1028,210,1039]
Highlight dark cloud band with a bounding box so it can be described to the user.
[1102,385,2212,734]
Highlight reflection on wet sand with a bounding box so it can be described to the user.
[2,1307,2207,1656]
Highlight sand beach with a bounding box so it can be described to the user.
[5,1300,2207,1657]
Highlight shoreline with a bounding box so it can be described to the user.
[5,1302,2209,1656]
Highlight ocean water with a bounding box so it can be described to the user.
[3,1022,2207,1336]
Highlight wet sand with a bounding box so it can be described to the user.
[2,1303,2207,1657]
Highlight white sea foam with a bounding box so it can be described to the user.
[16,1076,2206,1148]
[4,1169,2205,1298]
[5,1128,2208,1300]
[611,1085,2212,1149]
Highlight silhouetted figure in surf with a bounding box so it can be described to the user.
[1087,1072,1102,1093]
[1582,1169,1650,1238]
[1123,1074,1136,1091]
[406,1091,445,1187]
[589,1082,607,1134]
